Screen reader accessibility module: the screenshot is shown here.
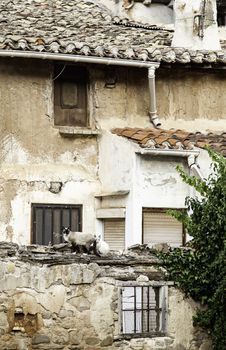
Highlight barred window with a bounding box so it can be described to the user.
[31,203,82,245]
[119,282,168,337]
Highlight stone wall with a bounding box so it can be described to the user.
[0,243,211,350]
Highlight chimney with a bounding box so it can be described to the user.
[172,0,221,50]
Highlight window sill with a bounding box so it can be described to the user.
[56,126,101,137]
[114,332,166,340]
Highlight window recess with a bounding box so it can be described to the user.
[104,218,125,251]
[118,281,170,338]
[142,209,185,247]
[54,65,88,127]
[31,203,82,245]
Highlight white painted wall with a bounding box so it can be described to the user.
[172,0,220,50]
[96,0,173,25]
[98,132,213,248]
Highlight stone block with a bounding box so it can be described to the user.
[51,327,69,344]
[83,268,95,284]
[100,336,113,347]
[68,296,90,311]
[58,309,74,318]
[0,312,8,328]
[32,334,50,345]
[69,330,82,345]
[85,337,100,346]
[70,266,83,284]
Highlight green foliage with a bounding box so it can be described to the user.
[159,149,226,349]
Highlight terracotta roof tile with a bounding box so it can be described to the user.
[112,127,226,155]
[0,0,225,66]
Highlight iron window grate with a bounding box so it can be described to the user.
[31,203,82,245]
[120,284,168,337]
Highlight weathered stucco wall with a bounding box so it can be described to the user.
[0,58,224,245]
[98,133,212,247]
[0,243,211,350]
[93,66,226,131]
[0,59,100,244]
[156,68,226,130]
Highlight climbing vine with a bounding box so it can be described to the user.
[159,148,226,350]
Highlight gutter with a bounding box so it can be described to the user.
[0,50,161,128]
[0,50,159,68]
[137,149,204,179]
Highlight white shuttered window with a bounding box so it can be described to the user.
[143,210,183,247]
[104,218,125,251]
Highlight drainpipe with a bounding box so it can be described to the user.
[148,66,161,128]
[187,154,204,180]
[137,149,204,179]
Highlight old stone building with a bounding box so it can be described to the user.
[0,0,225,349]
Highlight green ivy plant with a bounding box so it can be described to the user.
[158,148,226,350]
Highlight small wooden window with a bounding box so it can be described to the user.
[54,65,88,127]
[31,204,82,245]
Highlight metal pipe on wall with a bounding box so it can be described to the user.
[148,66,161,128]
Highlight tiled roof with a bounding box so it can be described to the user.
[112,128,226,156]
[0,0,226,65]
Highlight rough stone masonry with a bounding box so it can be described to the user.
[0,242,211,350]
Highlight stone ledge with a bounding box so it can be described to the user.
[56,126,101,136]
[0,241,161,267]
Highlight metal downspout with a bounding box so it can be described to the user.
[188,154,204,180]
[148,66,161,128]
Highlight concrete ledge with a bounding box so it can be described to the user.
[56,126,101,136]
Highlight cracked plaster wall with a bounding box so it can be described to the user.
[99,132,212,246]
[0,59,224,245]
[93,66,226,132]
[0,59,100,244]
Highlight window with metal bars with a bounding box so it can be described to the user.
[31,204,82,245]
[120,283,168,337]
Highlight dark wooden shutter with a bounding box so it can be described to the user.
[32,204,82,245]
[54,66,88,127]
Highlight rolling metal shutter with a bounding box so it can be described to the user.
[143,211,183,247]
[104,218,125,251]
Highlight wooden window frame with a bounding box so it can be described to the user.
[31,203,82,245]
[117,281,172,339]
[54,65,89,128]
[142,208,186,246]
